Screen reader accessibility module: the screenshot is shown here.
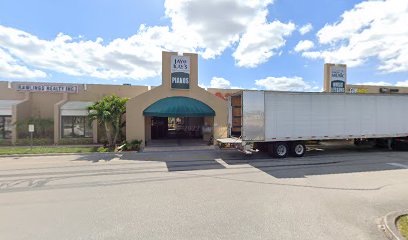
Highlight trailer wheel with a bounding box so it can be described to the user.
[290,142,306,157]
[268,142,289,158]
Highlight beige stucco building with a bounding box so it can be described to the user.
[1,55,407,147]
[0,51,232,147]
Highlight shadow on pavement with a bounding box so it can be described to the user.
[67,141,408,179]
[72,153,121,162]
[165,160,225,171]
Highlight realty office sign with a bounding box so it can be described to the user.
[171,55,190,89]
[16,83,79,93]
[330,65,346,93]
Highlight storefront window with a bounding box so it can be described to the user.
[0,116,12,139]
[61,116,93,138]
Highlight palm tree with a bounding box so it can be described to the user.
[88,95,128,148]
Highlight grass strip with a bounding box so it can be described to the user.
[0,147,98,155]
[397,215,408,239]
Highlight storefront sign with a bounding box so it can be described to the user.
[349,88,368,94]
[379,88,399,94]
[330,65,346,93]
[16,83,79,93]
[171,55,190,89]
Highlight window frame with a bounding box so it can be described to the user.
[0,115,12,139]
[61,116,93,138]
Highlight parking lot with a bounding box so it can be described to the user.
[1,142,408,240]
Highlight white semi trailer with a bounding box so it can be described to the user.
[217,90,408,158]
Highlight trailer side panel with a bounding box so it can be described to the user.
[261,92,408,142]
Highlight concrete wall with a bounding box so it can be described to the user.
[67,84,149,101]
[0,82,26,100]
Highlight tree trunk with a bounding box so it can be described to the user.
[104,122,113,147]
[112,116,121,147]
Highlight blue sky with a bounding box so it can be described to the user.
[0,0,407,90]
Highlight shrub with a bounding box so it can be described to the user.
[58,138,94,145]
[117,139,142,152]
[0,139,12,146]
[16,118,54,139]
[96,146,110,153]
[129,139,142,151]
[15,138,53,146]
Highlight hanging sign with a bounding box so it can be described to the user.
[171,55,190,89]
[330,65,346,93]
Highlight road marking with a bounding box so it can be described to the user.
[387,163,408,169]
[214,158,229,168]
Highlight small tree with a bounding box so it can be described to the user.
[88,95,128,148]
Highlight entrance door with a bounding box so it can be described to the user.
[151,117,204,139]
[151,117,168,139]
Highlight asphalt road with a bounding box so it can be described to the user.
[1,142,408,240]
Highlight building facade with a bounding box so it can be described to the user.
[0,51,232,147]
[1,55,407,147]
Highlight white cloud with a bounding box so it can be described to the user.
[166,0,294,67]
[303,0,408,73]
[0,24,193,80]
[210,77,231,89]
[299,23,313,35]
[165,0,271,59]
[354,80,408,87]
[354,81,392,86]
[233,19,295,67]
[199,76,243,89]
[294,40,314,52]
[396,80,408,87]
[255,76,319,91]
[0,0,294,80]
[0,48,46,79]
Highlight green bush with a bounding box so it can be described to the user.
[16,118,54,139]
[96,146,110,152]
[0,139,12,146]
[117,139,142,152]
[129,139,142,151]
[15,138,53,146]
[58,138,94,145]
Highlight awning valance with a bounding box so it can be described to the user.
[60,101,93,116]
[143,97,215,117]
[0,100,22,115]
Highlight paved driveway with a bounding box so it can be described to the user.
[1,143,408,240]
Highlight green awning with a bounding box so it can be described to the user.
[143,96,215,117]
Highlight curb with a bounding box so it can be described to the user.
[0,151,130,158]
[381,210,408,240]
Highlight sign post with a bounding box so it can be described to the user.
[28,124,34,150]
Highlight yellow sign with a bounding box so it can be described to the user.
[349,88,368,94]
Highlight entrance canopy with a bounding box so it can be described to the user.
[143,96,215,117]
